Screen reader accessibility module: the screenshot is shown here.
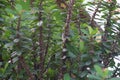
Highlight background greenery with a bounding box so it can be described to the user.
[0,0,120,80]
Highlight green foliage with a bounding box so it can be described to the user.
[0,0,120,80]
[88,65,120,80]
[64,73,71,80]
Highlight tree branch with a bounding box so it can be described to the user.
[38,0,45,80]
[59,0,75,79]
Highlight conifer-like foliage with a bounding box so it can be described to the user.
[0,0,120,80]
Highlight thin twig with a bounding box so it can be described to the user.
[90,1,103,32]
[19,56,34,80]
[43,16,51,73]
[16,15,34,80]
[90,2,101,26]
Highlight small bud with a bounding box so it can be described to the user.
[61,56,66,59]
[36,42,39,45]
[87,67,90,70]
[31,28,36,32]
[62,48,67,52]
[37,20,43,26]
[14,39,19,43]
